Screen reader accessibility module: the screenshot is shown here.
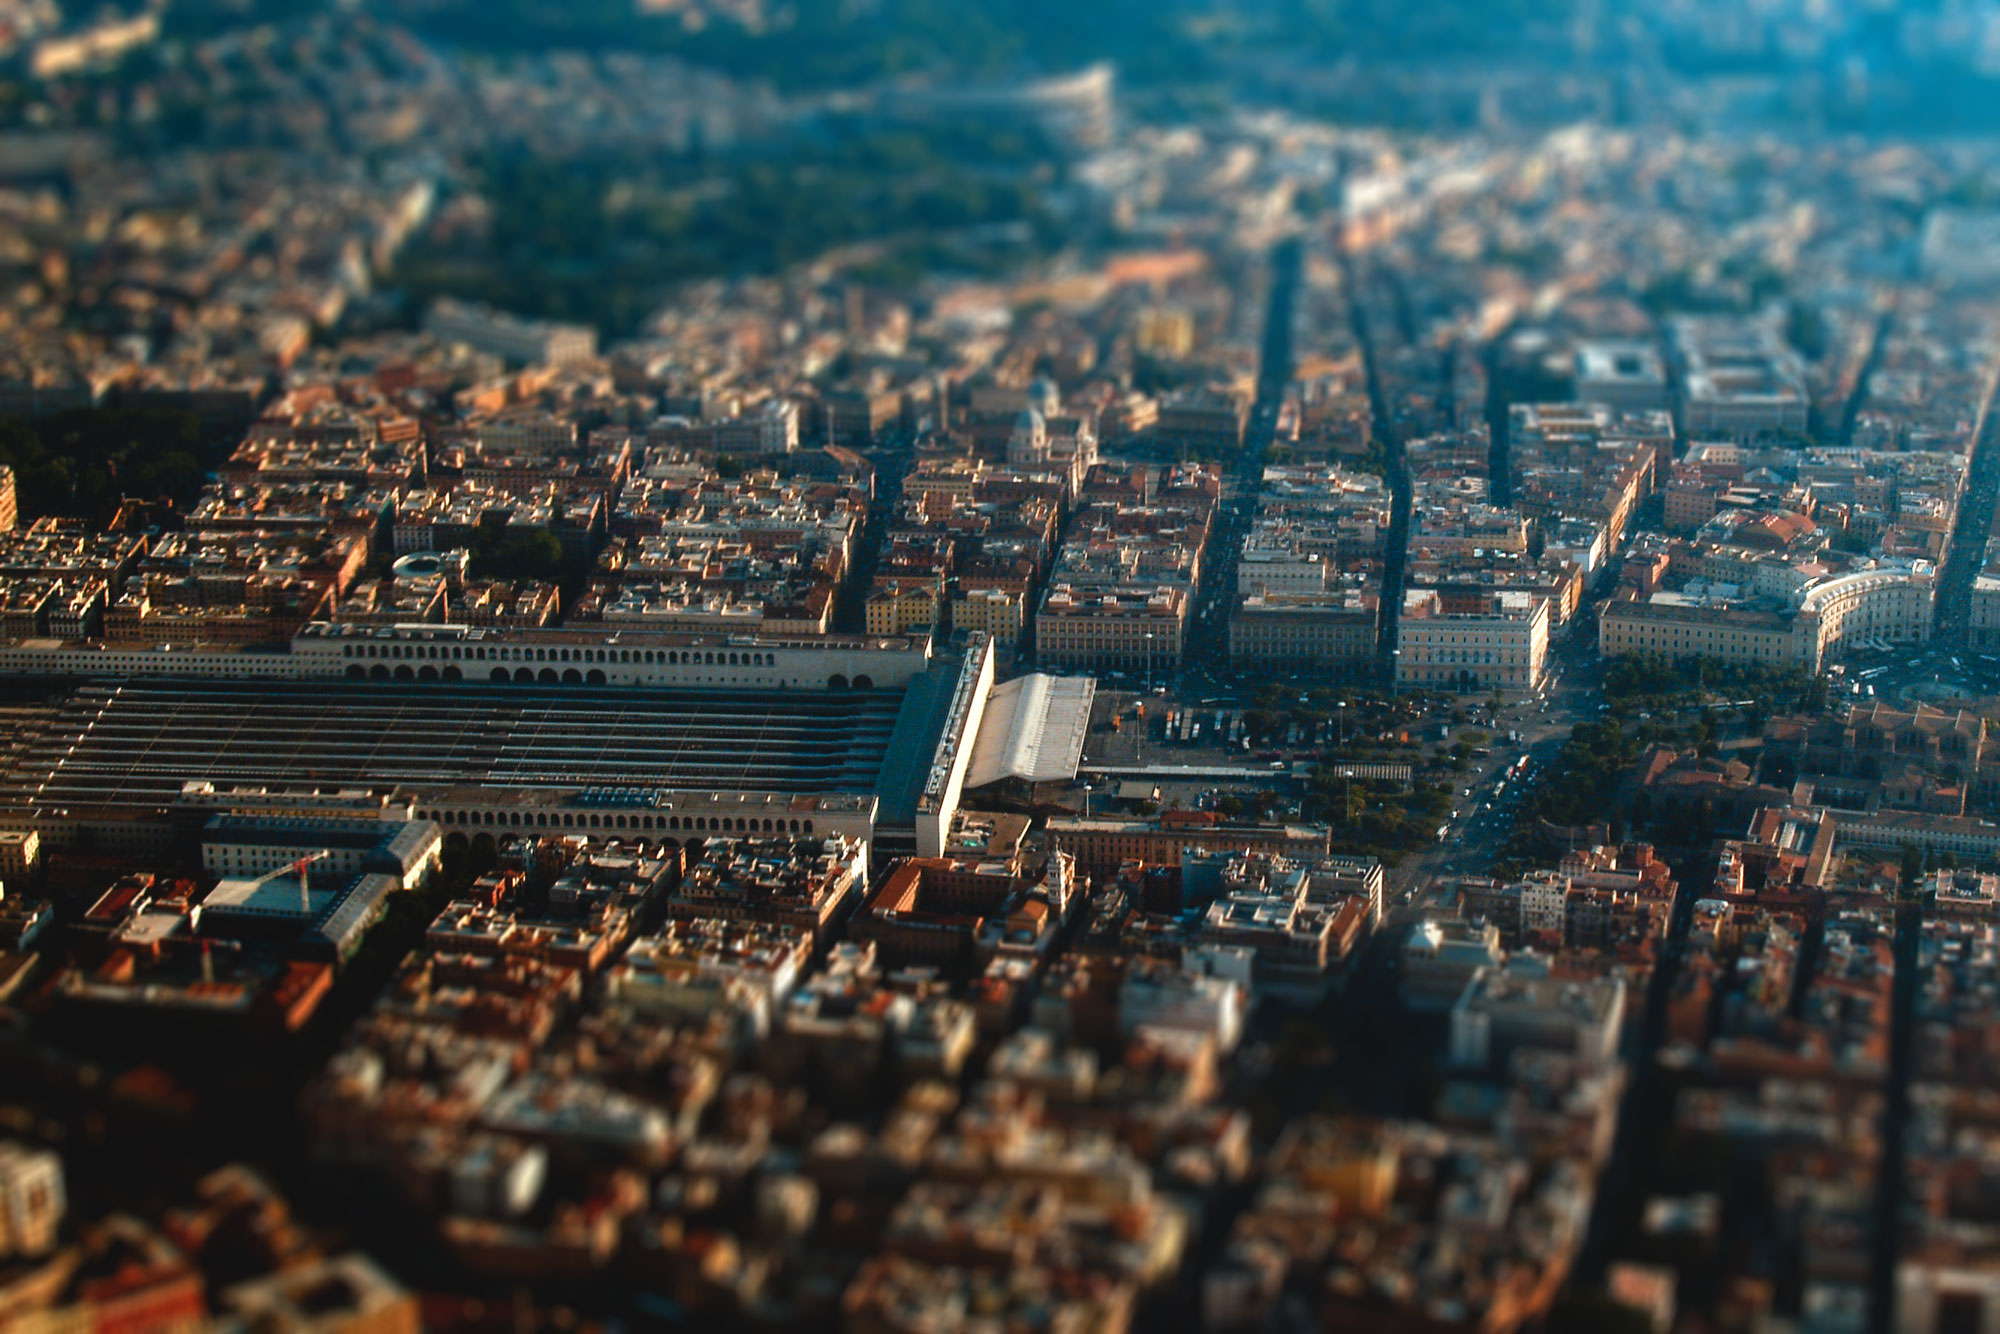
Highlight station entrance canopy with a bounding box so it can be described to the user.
[965,673,1095,788]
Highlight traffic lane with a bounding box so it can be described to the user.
[1390,745,1549,881]
[1388,704,1592,888]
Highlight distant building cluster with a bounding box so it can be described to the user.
[0,1153,420,1330]
[8,12,2000,1330]
[1229,462,1385,671]
[1596,422,1963,672]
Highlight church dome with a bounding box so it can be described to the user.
[1028,377,1060,416]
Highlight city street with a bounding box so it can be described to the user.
[1385,630,1607,907]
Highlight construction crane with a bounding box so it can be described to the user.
[194,849,328,982]
[235,848,331,914]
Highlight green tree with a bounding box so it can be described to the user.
[471,529,563,581]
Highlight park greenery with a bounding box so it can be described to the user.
[398,0,1589,92]
[0,406,225,526]
[1244,682,1448,738]
[1490,654,1834,871]
[1210,770,1451,866]
[468,528,566,583]
[390,127,1063,335]
[1306,774,1455,863]
[1603,652,1830,715]
[1490,715,1667,874]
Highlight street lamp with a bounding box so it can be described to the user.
[1082,783,1095,819]
[1144,632,1155,692]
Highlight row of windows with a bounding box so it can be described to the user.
[1407,633,1536,645]
[340,663,877,690]
[418,806,818,836]
[342,642,782,667]
[0,654,297,675]
[210,847,360,862]
[1405,667,1532,681]
[1042,655,1165,669]
[1041,631,1182,645]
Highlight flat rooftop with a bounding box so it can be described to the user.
[203,873,341,920]
[0,680,913,816]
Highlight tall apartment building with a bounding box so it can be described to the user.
[821,386,902,448]
[1155,387,1248,455]
[1601,567,1932,672]
[1669,316,1808,439]
[1229,594,1376,669]
[722,400,800,453]
[424,298,596,367]
[0,1142,63,1257]
[0,466,17,532]
[1035,585,1186,673]
[1396,590,1549,694]
[879,62,1116,151]
[953,585,1026,650]
[1135,307,1195,359]
[1599,594,1814,670]
[865,576,944,636]
[1046,811,1332,877]
[1968,574,2000,650]
[1573,340,1671,411]
[0,828,41,884]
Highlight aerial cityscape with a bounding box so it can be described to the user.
[2,0,2000,1330]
